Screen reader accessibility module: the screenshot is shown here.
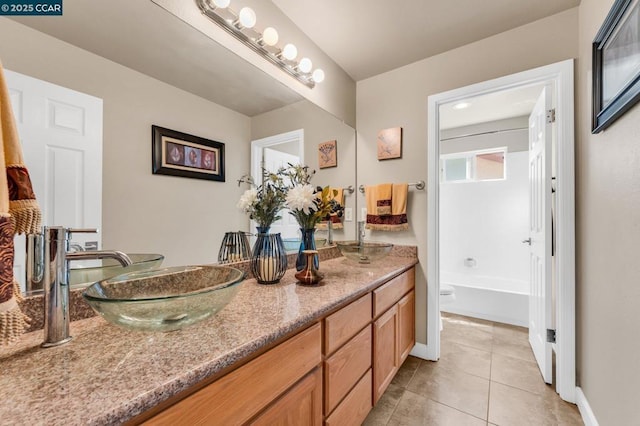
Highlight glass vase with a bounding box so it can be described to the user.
[250,227,288,284]
[296,228,319,272]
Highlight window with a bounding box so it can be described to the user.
[440,149,506,183]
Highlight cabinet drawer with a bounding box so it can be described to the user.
[373,268,415,318]
[324,293,372,355]
[325,369,372,426]
[146,323,322,425]
[324,325,372,415]
[250,368,322,426]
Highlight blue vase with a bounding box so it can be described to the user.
[251,227,287,284]
[296,228,319,271]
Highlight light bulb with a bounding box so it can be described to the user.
[238,7,256,29]
[312,69,325,83]
[212,0,230,8]
[282,43,297,61]
[298,57,312,73]
[262,27,279,46]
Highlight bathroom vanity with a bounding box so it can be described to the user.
[0,250,416,425]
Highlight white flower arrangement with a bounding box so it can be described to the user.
[237,188,258,212]
[237,173,287,229]
[279,164,338,229]
[284,184,318,215]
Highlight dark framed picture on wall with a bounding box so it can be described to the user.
[152,125,225,181]
[592,0,640,133]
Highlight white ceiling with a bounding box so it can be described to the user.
[439,83,545,130]
[272,0,580,81]
[10,0,579,122]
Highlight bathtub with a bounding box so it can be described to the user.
[440,271,529,327]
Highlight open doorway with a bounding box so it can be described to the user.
[251,129,304,239]
[427,60,576,403]
[438,83,545,328]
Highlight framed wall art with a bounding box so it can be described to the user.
[377,127,402,160]
[152,125,225,182]
[592,0,640,133]
[318,140,337,169]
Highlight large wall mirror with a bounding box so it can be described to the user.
[1,0,356,294]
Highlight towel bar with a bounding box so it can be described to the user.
[358,180,425,194]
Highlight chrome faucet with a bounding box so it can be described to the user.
[358,221,366,245]
[326,220,334,245]
[35,226,132,347]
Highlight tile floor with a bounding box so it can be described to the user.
[364,313,583,425]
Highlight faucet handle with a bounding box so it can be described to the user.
[67,228,99,235]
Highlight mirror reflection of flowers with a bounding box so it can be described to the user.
[280,164,340,229]
[237,171,287,229]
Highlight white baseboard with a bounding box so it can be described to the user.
[576,387,599,426]
[409,343,429,360]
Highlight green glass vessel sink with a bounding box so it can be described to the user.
[70,253,164,287]
[336,241,394,264]
[82,265,244,332]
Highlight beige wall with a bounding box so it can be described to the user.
[576,0,640,423]
[0,18,251,267]
[252,100,357,239]
[356,8,578,345]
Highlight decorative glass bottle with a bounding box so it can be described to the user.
[296,228,319,271]
[295,250,324,285]
[250,227,288,284]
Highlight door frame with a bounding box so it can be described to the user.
[251,129,305,184]
[250,129,305,233]
[426,59,576,402]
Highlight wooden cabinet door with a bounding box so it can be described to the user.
[251,368,322,426]
[373,304,399,404]
[398,290,415,364]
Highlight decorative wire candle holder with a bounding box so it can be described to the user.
[218,231,251,263]
[250,230,288,284]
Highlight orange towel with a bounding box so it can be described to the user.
[0,60,41,345]
[365,183,409,231]
[375,183,392,216]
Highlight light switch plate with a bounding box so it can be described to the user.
[361,208,367,221]
[344,208,353,222]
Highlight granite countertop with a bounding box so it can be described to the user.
[0,253,417,425]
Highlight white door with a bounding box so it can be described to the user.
[527,85,553,384]
[6,70,103,291]
[263,147,300,239]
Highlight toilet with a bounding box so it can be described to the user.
[439,283,456,331]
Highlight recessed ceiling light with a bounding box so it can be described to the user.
[453,102,471,110]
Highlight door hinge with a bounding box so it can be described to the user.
[546,328,556,343]
[546,108,556,124]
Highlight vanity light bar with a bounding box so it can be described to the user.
[195,0,324,89]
